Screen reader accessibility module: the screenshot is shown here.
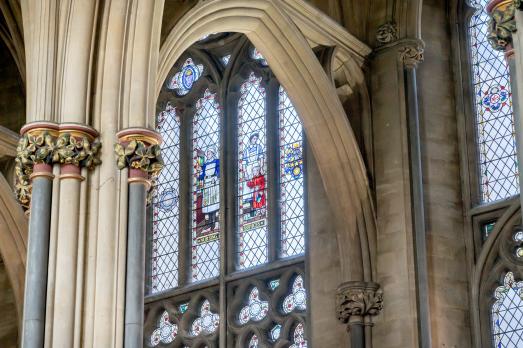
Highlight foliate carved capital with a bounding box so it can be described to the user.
[399,43,424,68]
[115,128,164,181]
[487,0,516,52]
[15,122,101,209]
[336,281,383,325]
[376,22,398,45]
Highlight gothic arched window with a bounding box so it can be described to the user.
[145,34,308,347]
[468,0,519,203]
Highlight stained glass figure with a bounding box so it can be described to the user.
[469,0,519,202]
[151,102,181,293]
[190,300,220,336]
[270,325,281,341]
[282,275,307,314]
[278,87,306,257]
[250,47,268,66]
[491,272,523,347]
[248,334,259,348]
[167,58,204,96]
[150,311,178,347]
[191,89,221,282]
[237,72,269,269]
[238,287,269,324]
[289,323,307,348]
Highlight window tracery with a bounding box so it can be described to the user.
[146,34,309,346]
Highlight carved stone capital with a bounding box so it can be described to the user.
[487,0,516,52]
[15,122,101,209]
[115,127,164,183]
[399,43,424,68]
[336,281,383,326]
[376,22,398,46]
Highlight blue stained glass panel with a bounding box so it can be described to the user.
[167,58,204,96]
[278,87,305,257]
[468,0,519,202]
[191,89,221,282]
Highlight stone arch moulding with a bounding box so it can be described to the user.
[0,171,27,322]
[157,0,377,282]
[471,199,523,347]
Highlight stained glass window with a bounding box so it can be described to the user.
[279,87,306,257]
[469,0,519,203]
[237,72,269,269]
[149,35,310,346]
[492,272,523,347]
[151,102,181,293]
[191,89,221,282]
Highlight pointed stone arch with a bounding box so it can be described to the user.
[157,0,377,283]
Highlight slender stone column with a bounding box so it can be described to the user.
[17,122,59,348]
[115,128,163,348]
[399,43,432,348]
[48,124,101,348]
[336,281,383,348]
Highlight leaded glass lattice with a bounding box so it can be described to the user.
[237,72,269,269]
[469,0,519,202]
[491,272,523,347]
[191,89,221,282]
[278,87,306,257]
[151,102,180,293]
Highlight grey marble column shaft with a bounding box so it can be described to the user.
[21,175,53,348]
[124,182,147,348]
[404,66,432,348]
[350,323,365,348]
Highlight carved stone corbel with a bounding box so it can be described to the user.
[376,22,398,46]
[399,43,424,69]
[336,281,383,327]
[486,0,516,54]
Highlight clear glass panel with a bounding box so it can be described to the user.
[237,72,269,269]
[238,287,269,324]
[278,87,306,257]
[492,272,523,347]
[190,299,220,336]
[151,102,180,293]
[282,275,307,314]
[149,311,178,347]
[290,323,307,348]
[191,89,221,282]
[248,334,259,348]
[469,0,519,202]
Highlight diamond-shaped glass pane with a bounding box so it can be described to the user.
[151,102,180,293]
[191,89,221,282]
[468,0,519,202]
[237,72,268,269]
[492,272,523,347]
[278,87,305,257]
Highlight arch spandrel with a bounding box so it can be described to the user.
[157,0,377,282]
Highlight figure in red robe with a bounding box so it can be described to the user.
[247,165,266,212]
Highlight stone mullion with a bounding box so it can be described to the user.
[115,128,163,348]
